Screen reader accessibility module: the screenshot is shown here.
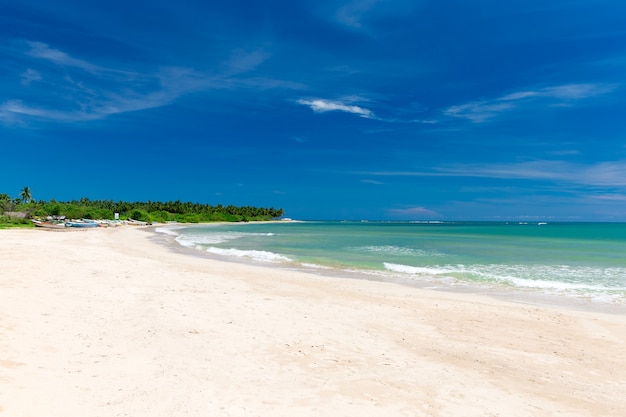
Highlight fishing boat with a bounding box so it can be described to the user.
[126,218,150,226]
[65,220,99,228]
[31,219,66,229]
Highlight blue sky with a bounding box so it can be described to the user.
[2,1,626,220]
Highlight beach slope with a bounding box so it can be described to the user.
[1,227,625,416]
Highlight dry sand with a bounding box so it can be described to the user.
[1,226,625,416]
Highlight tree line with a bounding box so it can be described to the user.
[1,187,285,224]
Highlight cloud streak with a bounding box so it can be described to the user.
[445,83,619,123]
[330,0,418,33]
[298,82,618,125]
[1,67,214,123]
[24,41,134,77]
[26,41,99,71]
[1,41,287,125]
[361,179,384,185]
[334,0,379,29]
[20,69,42,86]
[297,98,375,118]
[387,206,441,219]
[363,160,626,188]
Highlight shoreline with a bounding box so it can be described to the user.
[151,223,626,316]
[2,227,626,416]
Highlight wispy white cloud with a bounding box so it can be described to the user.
[0,99,93,122]
[363,160,626,188]
[334,0,380,29]
[26,41,110,74]
[441,160,626,187]
[445,83,619,123]
[444,102,515,123]
[330,0,417,32]
[541,83,616,100]
[296,95,439,125]
[20,69,42,86]
[498,91,541,101]
[1,41,290,125]
[297,98,374,118]
[290,136,308,143]
[387,206,441,219]
[361,179,384,185]
[550,149,580,156]
[1,66,215,123]
[0,42,211,123]
[0,101,24,124]
[591,193,626,201]
[222,48,271,75]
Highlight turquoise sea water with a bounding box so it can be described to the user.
[156,221,626,307]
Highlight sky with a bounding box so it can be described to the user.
[1,0,626,221]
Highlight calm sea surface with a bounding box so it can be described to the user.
[156,221,626,309]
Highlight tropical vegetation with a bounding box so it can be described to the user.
[1,187,285,227]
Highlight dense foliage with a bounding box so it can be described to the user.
[1,191,284,225]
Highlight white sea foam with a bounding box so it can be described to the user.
[205,247,291,263]
[496,276,623,292]
[183,232,244,245]
[154,226,182,236]
[301,263,333,270]
[356,245,445,257]
[175,238,199,249]
[175,231,276,247]
[384,262,453,275]
[383,262,626,293]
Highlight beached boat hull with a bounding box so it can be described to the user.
[32,220,67,229]
[65,221,98,228]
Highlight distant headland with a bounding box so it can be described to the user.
[1,187,284,228]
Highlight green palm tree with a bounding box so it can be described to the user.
[20,186,32,204]
[0,193,10,212]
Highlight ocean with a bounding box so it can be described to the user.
[155,221,626,310]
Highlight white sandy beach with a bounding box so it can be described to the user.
[1,226,625,416]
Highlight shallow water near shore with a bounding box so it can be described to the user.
[154,221,626,313]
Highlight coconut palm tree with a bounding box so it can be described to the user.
[0,193,10,212]
[20,186,32,204]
